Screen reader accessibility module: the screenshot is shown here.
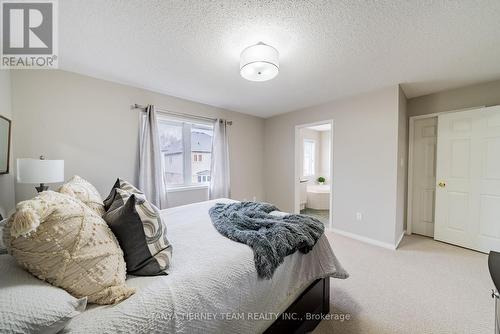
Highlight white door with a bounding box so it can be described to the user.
[434,106,500,253]
[411,117,437,237]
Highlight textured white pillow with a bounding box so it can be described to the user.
[5,191,135,305]
[0,255,87,334]
[59,175,105,216]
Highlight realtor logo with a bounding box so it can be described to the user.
[1,0,58,69]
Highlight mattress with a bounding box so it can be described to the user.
[33,199,345,334]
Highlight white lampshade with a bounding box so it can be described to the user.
[17,158,64,184]
[240,42,279,82]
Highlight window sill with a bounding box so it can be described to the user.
[167,185,209,193]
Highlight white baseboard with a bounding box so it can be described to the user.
[331,227,402,250]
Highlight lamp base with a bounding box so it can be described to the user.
[35,183,49,193]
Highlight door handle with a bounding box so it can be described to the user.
[438,181,446,188]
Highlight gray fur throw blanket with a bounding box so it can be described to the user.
[209,201,325,279]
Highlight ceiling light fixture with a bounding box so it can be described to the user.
[240,42,279,82]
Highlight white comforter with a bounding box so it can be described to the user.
[63,199,346,334]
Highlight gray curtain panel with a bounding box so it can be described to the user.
[139,105,168,209]
[209,119,231,199]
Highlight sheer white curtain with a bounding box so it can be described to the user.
[209,119,230,199]
[139,105,168,209]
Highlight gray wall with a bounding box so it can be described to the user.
[7,69,500,248]
[11,70,265,205]
[0,71,15,218]
[264,86,401,246]
[319,131,331,181]
[408,79,500,117]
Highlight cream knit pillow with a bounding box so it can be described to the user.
[59,175,105,216]
[5,191,135,305]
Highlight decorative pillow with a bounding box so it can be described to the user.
[0,255,87,334]
[4,191,135,305]
[59,175,105,216]
[103,178,143,211]
[104,188,172,276]
[0,219,7,255]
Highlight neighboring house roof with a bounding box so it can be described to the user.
[161,131,212,155]
[196,170,210,176]
[161,138,183,154]
[191,131,212,153]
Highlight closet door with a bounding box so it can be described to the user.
[411,117,437,237]
[474,106,500,252]
[434,106,500,253]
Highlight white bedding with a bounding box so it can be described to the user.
[57,199,346,334]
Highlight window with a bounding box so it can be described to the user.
[197,175,211,183]
[303,139,315,177]
[159,121,184,185]
[158,117,214,188]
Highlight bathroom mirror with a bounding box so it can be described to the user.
[0,115,11,174]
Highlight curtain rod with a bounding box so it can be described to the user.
[132,104,232,125]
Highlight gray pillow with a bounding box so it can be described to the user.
[104,189,172,276]
[0,255,87,334]
[0,219,8,254]
[103,178,143,211]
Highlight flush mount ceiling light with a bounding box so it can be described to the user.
[240,42,279,82]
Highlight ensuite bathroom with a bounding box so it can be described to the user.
[297,123,332,226]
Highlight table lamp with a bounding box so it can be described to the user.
[17,156,64,192]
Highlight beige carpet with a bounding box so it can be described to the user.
[314,232,494,334]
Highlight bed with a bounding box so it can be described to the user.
[3,199,346,334]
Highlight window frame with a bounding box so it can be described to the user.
[156,114,214,190]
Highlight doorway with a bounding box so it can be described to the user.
[408,106,500,253]
[294,120,334,229]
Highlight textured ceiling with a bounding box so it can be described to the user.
[60,0,500,118]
